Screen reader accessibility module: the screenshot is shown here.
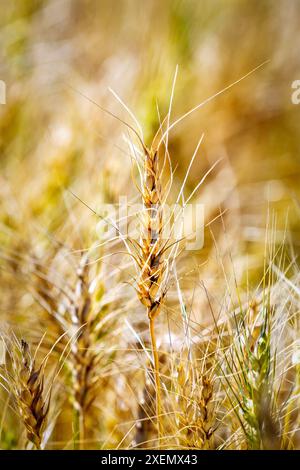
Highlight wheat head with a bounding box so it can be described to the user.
[6,339,50,450]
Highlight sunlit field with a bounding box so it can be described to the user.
[1,0,300,450]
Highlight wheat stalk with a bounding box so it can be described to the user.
[70,255,100,449]
[133,365,156,448]
[31,252,107,449]
[135,144,168,443]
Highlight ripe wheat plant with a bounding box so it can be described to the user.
[107,78,208,444]
[0,334,58,450]
[28,243,128,449]
[215,221,300,450]
[104,65,259,444]
[1,63,300,450]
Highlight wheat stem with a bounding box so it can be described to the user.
[149,313,162,443]
[79,410,85,450]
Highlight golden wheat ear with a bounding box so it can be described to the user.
[30,248,118,450]
[2,337,53,450]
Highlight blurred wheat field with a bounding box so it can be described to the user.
[1,0,300,450]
